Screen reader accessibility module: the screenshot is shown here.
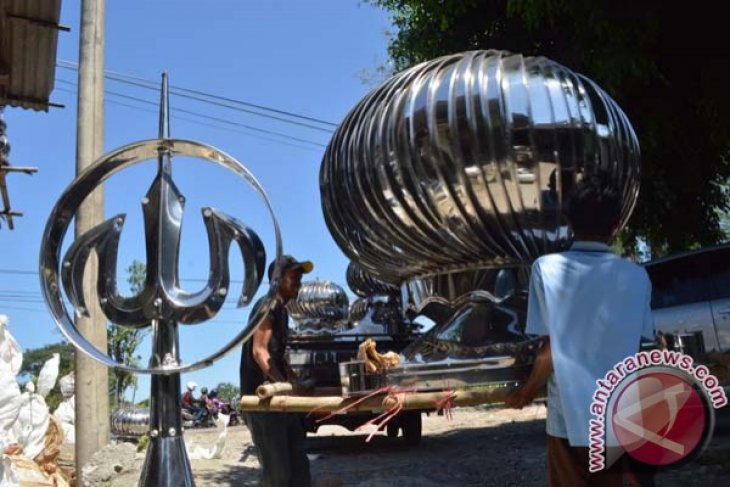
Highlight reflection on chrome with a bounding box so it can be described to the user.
[321,50,640,283]
[321,50,641,396]
[346,262,400,297]
[344,262,410,335]
[287,280,349,333]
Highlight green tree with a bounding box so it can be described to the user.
[368,0,730,256]
[19,342,74,411]
[108,260,148,406]
[214,382,240,404]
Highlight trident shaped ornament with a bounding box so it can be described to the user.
[40,74,283,487]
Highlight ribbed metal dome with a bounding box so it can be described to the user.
[321,50,640,282]
[287,280,349,325]
[346,262,400,298]
[111,408,149,437]
[348,297,369,323]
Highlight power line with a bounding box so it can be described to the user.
[57,60,338,131]
[0,269,36,275]
[0,267,246,284]
[0,305,50,313]
[56,79,326,148]
[54,86,324,153]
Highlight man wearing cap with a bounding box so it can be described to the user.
[240,255,314,487]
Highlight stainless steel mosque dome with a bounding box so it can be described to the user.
[320,50,640,282]
[287,280,349,326]
[348,297,370,323]
[346,262,400,298]
[111,408,149,438]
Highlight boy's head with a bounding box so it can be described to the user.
[564,171,621,240]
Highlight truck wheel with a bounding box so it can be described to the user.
[401,412,422,446]
[386,422,399,438]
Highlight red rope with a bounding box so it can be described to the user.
[307,386,418,442]
[433,389,456,421]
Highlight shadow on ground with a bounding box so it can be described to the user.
[194,465,261,487]
[306,418,547,487]
[187,409,730,487]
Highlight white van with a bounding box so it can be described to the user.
[644,244,730,353]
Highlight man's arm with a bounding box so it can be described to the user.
[504,337,552,409]
[251,315,287,382]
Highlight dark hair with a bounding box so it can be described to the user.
[564,171,621,238]
[267,255,296,280]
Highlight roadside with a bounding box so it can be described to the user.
[86,405,730,486]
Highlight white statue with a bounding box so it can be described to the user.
[0,315,69,486]
[53,373,75,443]
[13,354,59,461]
[0,314,23,450]
[0,315,22,375]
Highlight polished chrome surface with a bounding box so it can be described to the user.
[40,75,281,487]
[345,262,408,334]
[39,136,282,375]
[348,297,369,323]
[385,362,528,393]
[352,300,543,394]
[401,300,530,363]
[287,280,349,329]
[340,358,530,395]
[321,50,640,282]
[347,295,407,334]
[403,267,527,321]
[111,408,150,437]
[346,262,399,297]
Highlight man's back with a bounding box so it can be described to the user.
[527,241,654,445]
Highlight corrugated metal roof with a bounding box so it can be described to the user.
[0,0,63,111]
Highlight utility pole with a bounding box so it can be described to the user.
[74,0,109,475]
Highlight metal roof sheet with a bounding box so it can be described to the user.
[0,0,63,111]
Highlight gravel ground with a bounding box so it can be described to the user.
[86,404,730,486]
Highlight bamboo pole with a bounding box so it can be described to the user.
[256,382,293,399]
[256,379,317,399]
[241,384,520,413]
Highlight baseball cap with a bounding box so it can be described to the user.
[268,255,314,280]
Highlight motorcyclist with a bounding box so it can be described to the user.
[207,389,220,415]
[208,389,240,425]
[181,381,206,424]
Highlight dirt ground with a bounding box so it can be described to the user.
[96,404,730,486]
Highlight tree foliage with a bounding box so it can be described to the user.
[368,0,730,255]
[108,260,148,406]
[19,341,74,411]
[214,382,240,404]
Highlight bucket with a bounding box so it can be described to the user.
[338,360,385,395]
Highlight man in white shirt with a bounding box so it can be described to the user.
[506,172,655,486]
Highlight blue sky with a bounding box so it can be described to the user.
[1,0,393,398]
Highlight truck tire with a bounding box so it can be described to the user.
[401,412,422,446]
